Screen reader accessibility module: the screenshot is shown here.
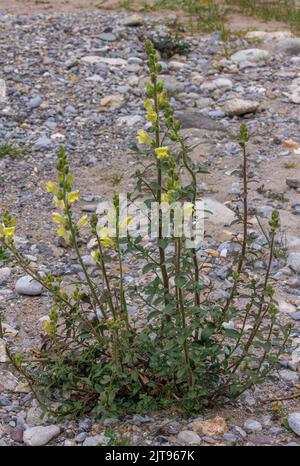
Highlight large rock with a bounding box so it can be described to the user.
[287,252,300,273]
[275,38,300,55]
[230,48,270,64]
[204,198,236,225]
[23,425,60,446]
[288,413,300,436]
[223,98,259,116]
[15,275,43,296]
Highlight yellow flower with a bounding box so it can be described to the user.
[184,203,194,216]
[98,227,114,248]
[46,181,59,195]
[52,212,64,224]
[161,190,176,202]
[147,111,157,124]
[91,250,100,262]
[68,191,79,204]
[137,129,152,146]
[144,98,154,111]
[158,92,167,107]
[155,146,169,160]
[76,215,88,229]
[0,224,4,238]
[119,215,132,232]
[4,227,15,238]
[57,226,71,244]
[53,196,65,210]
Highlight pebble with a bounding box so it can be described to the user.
[28,96,43,109]
[223,98,259,116]
[15,276,43,296]
[0,267,11,284]
[243,419,262,433]
[291,311,300,321]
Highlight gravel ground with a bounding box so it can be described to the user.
[0,3,300,446]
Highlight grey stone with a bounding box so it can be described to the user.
[83,435,110,446]
[35,135,52,149]
[98,33,116,42]
[15,275,43,296]
[243,419,262,433]
[28,96,42,109]
[23,425,60,446]
[175,113,225,131]
[75,432,87,443]
[223,432,237,442]
[291,311,300,321]
[204,198,236,226]
[276,38,300,56]
[103,418,119,427]
[288,413,300,436]
[78,418,92,431]
[279,369,299,383]
[177,430,201,445]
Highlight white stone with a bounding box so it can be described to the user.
[81,56,127,66]
[200,77,233,92]
[0,267,11,284]
[230,48,270,64]
[243,419,262,433]
[23,425,60,446]
[15,275,43,296]
[223,98,259,116]
[117,115,143,127]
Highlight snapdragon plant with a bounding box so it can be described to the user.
[0,40,291,418]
